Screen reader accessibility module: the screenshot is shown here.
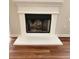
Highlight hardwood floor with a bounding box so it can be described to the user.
[9,37,70,59]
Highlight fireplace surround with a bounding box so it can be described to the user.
[13,0,63,45]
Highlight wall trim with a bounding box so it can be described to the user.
[10,34,70,37]
[57,34,70,37]
[10,34,19,37]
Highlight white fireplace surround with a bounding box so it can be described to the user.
[13,0,63,45]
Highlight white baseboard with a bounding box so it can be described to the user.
[10,34,19,37]
[10,34,70,37]
[57,34,70,37]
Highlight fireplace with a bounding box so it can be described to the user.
[13,0,63,45]
[25,14,51,33]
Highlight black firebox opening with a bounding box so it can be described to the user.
[25,14,51,33]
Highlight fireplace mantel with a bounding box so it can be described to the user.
[13,0,63,3]
[13,0,63,45]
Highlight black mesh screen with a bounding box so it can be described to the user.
[25,14,51,33]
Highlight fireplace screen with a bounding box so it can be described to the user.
[25,14,51,33]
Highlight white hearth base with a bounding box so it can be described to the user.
[13,35,63,45]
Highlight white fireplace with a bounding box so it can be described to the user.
[13,0,63,45]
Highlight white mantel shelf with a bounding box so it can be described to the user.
[13,0,64,7]
[13,0,64,3]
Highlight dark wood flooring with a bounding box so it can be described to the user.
[9,37,70,59]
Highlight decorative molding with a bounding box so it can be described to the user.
[18,6,59,35]
[13,0,64,3]
[10,34,70,37]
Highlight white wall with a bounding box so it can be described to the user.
[9,0,21,36]
[9,0,70,37]
[56,0,70,34]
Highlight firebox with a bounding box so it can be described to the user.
[25,14,51,33]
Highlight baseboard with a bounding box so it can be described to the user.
[10,34,70,37]
[57,34,70,37]
[10,34,19,37]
